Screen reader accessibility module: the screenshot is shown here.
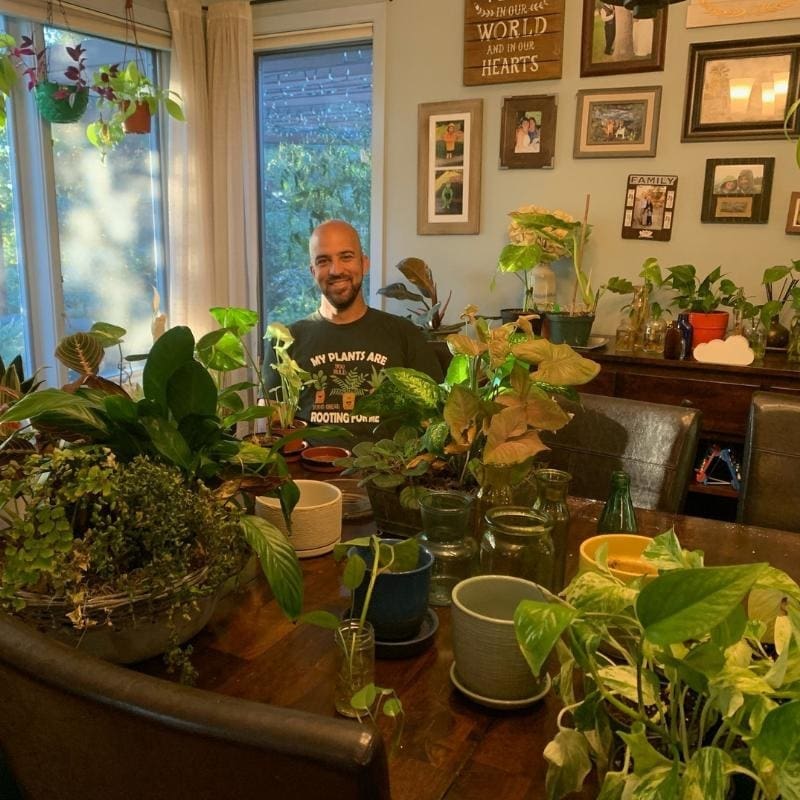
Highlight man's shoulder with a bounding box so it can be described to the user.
[364,307,421,335]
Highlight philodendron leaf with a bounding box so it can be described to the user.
[383,537,420,572]
[515,599,577,677]
[596,771,627,800]
[618,722,673,775]
[622,764,680,799]
[209,306,260,337]
[680,748,730,800]
[543,729,592,800]
[637,564,769,646]
[342,554,367,590]
[299,610,340,629]
[447,333,486,358]
[565,571,637,616]
[239,514,303,620]
[751,700,800,800]
[641,528,704,571]
[444,384,481,446]
[597,664,661,708]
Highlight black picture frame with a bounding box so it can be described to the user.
[700,157,774,224]
[499,95,557,169]
[683,36,800,142]
[621,174,678,241]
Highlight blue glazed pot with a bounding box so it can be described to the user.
[350,539,433,642]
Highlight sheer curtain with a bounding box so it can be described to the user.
[166,0,215,333]
[166,0,258,335]
[207,1,259,315]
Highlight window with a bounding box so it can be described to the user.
[2,17,168,382]
[256,43,373,324]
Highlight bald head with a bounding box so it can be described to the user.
[309,220,370,322]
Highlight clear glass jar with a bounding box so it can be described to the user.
[788,317,800,363]
[473,463,516,539]
[630,285,649,351]
[334,620,375,718]
[614,314,634,352]
[479,506,556,591]
[746,321,766,361]
[643,317,667,354]
[418,491,477,606]
[533,468,571,591]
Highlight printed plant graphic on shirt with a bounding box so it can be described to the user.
[311,370,328,405]
[329,370,370,411]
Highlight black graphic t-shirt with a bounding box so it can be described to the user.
[265,308,443,441]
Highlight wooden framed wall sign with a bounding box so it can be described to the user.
[621,174,678,241]
[417,99,483,235]
[463,0,565,86]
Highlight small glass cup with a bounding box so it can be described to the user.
[747,323,766,361]
[334,620,375,718]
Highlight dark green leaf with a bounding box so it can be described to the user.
[343,554,367,590]
[166,360,218,421]
[139,417,193,471]
[299,610,341,629]
[143,326,195,414]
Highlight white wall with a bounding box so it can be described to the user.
[379,1,800,335]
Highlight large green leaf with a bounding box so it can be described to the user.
[139,416,193,472]
[0,389,104,430]
[196,329,247,372]
[484,423,547,466]
[564,571,637,616]
[543,729,592,800]
[443,384,481,446]
[497,243,542,273]
[515,598,577,677]
[637,564,768,646]
[239,514,303,619]
[166,360,218,421]
[384,367,440,410]
[55,332,104,375]
[641,529,704,571]
[751,700,800,800]
[143,326,195,413]
[208,306,260,337]
[618,722,673,774]
[530,345,601,386]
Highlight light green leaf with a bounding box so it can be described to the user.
[530,344,601,386]
[443,384,481,445]
[564,571,637,616]
[342,553,367,590]
[618,722,673,774]
[350,683,377,711]
[638,564,769,646]
[239,514,303,619]
[751,700,800,800]
[165,96,185,121]
[299,610,340,629]
[384,367,440,410]
[641,528,704,571]
[515,599,577,677]
[597,665,661,707]
[544,729,592,800]
[679,748,730,800]
[382,697,402,717]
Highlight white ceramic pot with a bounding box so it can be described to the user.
[256,479,342,558]
[451,574,548,701]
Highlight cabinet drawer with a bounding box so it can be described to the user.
[616,372,758,437]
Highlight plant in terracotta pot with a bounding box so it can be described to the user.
[339,307,600,528]
[514,529,800,799]
[87,60,184,158]
[378,257,461,338]
[10,35,89,124]
[664,264,738,347]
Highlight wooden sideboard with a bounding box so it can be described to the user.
[581,338,800,515]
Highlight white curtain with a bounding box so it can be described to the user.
[166,0,215,334]
[207,1,259,316]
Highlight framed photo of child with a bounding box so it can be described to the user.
[499,95,557,169]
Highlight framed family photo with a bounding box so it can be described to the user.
[682,36,800,142]
[621,174,678,241]
[786,192,800,234]
[700,157,774,223]
[417,99,483,235]
[580,0,668,77]
[574,86,662,158]
[499,95,557,169]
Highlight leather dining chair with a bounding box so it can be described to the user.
[0,612,390,800]
[738,391,800,532]
[539,393,702,513]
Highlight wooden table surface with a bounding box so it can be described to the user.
[138,498,800,800]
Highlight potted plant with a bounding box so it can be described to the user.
[0,324,308,661]
[514,529,800,799]
[664,264,738,346]
[87,60,185,157]
[340,307,600,530]
[10,34,89,124]
[760,260,800,348]
[378,257,462,339]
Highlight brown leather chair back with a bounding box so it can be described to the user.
[540,393,701,513]
[738,391,800,532]
[0,613,390,800]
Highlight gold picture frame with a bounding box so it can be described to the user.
[417,99,483,235]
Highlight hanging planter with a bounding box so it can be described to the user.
[121,99,152,134]
[34,80,89,123]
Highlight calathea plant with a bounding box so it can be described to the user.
[514,530,800,800]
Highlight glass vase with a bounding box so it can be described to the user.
[630,285,649,351]
[643,317,667,354]
[478,506,556,591]
[788,317,800,364]
[746,322,766,361]
[766,315,790,349]
[473,463,516,539]
[532,468,571,591]
[334,620,375,718]
[530,262,556,310]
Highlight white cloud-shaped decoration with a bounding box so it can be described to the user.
[693,335,754,366]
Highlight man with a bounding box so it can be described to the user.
[265,220,443,440]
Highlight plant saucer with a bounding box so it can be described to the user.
[375,607,439,659]
[449,663,551,709]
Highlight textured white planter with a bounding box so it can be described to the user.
[451,575,548,701]
[256,479,342,558]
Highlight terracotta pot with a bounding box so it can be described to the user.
[688,311,729,347]
[122,100,152,134]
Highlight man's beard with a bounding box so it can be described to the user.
[323,274,363,310]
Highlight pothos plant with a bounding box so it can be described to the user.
[302,536,410,744]
[340,306,600,508]
[514,529,800,800]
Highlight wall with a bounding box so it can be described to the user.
[379,1,800,334]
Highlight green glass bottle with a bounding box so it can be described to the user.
[597,471,638,533]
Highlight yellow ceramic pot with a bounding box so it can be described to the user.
[579,534,657,583]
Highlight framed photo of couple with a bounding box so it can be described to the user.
[700,157,775,223]
[417,99,483,235]
[499,95,557,169]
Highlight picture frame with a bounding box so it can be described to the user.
[621,174,678,241]
[686,0,800,29]
[573,86,662,158]
[580,0,667,77]
[700,157,774,223]
[786,192,800,234]
[682,36,800,142]
[499,95,557,169]
[417,99,483,235]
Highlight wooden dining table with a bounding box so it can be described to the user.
[137,496,800,800]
